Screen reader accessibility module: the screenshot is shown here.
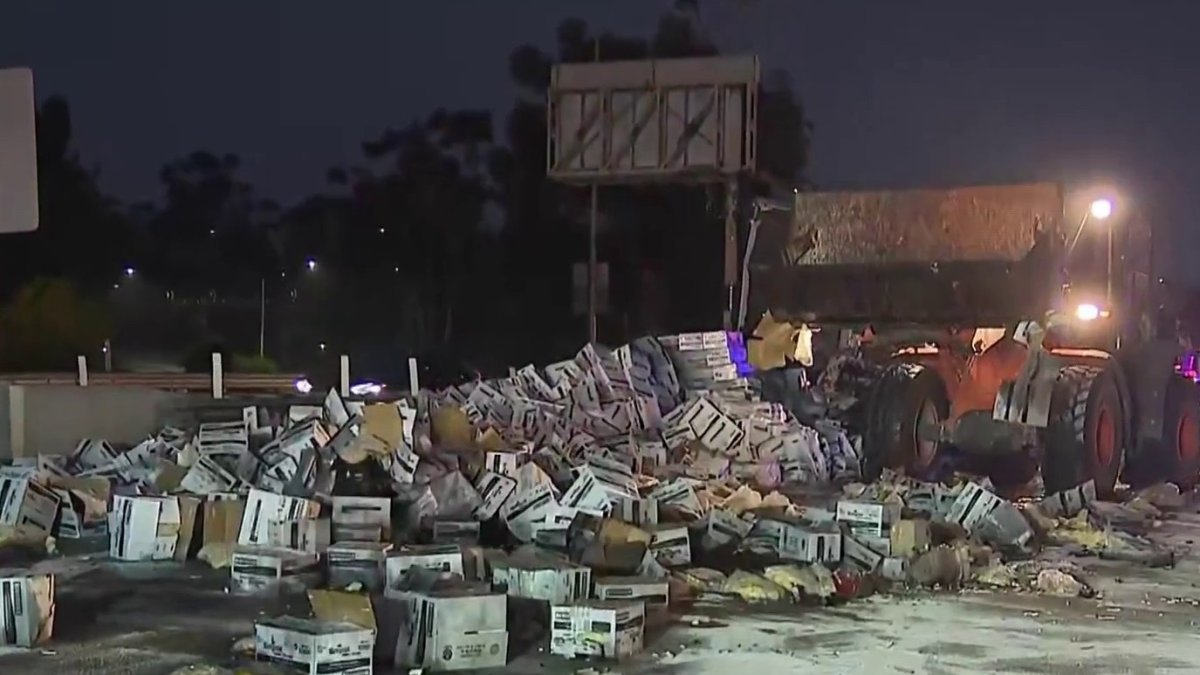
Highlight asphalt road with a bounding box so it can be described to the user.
[2,509,1199,675]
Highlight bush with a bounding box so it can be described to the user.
[0,278,111,371]
[230,353,279,373]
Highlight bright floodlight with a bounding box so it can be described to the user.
[1090,199,1113,220]
[123,267,135,276]
[305,258,317,271]
[1075,303,1101,321]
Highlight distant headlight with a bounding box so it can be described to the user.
[1074,303,1100,321]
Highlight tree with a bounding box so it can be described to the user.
[0,278,111,371]
[143,150,278,291]
[0,97,134,296]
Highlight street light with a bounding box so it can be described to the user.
[1090,198,1113,220]
[123,266,135,277]
[305,257,317,271]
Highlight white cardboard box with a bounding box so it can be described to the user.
[945,482,1003,532]
[647,479,702,516]
[0,571,55,647]
[560,464,639,516]
[700,508,753,549]
[108,495,181,561]
[327,540,393,592]
[501,482,559,542]
[385,545,465,588]
[239,489,321,546]
[550,600,644,660]
[331,496,391,542]
[473,471,517,521]
[396,587,508,671]
[179,454,242,495]
[484,450,523,477]
[594,576,669,608]
[779,522,843,564]
[0,477,60,538]
[268,518,331,554]
[491,559,591,604]
[255,616,373,675]
[230,545,322,594]
[648,524,691,566]
[836,500,901,539]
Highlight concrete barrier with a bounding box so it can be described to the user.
[0,384,189,460]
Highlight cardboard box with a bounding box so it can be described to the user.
[239,489,321,546]
[179,454,241,495]
[616,497,659,527]
[647,524,691,566]
[779,523,842,564]
[255,616,373,675]
[647,479,702,516]
[944,482,1002,532]
[889,519,931,558]
[0,477,61,539]
[0,572,55,647]
[202,496,245,550]
[67,439,120,473]
[594,576,669,608]
[550,600,644,660]
[269,518,332,554]
[473,471,516,521]
[700,509,753,549]
[491,558,591,603]
[501,482,559,542]
[327,541,393,592]
[836,500,901,538]
[230,545,322,594]
[385,545,465,588]
[843,534,884,572]
[108,495,181,561]
[396,587,508,671]
[560,464,639,516]
[331,496,391,542]
[483,450,523,477]
[432,520,480,544]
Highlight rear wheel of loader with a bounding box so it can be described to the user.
[864,363,949,481]
[1043,365,1126,498]
[1162,377,1200,489]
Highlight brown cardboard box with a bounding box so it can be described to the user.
[889,519,931,558]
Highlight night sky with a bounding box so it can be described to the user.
[2,1,1198,279]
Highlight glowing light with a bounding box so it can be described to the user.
[1075,303,1100,321]
[1089,199,1113,220]
[306,258,317,271]
[124,267,135,276]
[294,378,313,394]
[350,382,384,396]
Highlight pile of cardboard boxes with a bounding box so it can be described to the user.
[10,331,1025,669]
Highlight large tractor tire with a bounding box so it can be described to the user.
[1042,365,1127,498]
[1160,376,1200,489]
[863,363,949,481]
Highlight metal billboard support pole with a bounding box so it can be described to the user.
[723,176,739,330]
[588,184,599,344]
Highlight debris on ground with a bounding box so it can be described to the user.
[0,330,1188,669]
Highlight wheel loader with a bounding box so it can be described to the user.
[743,182,1199,497]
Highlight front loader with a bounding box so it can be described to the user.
[744,182,1198,496]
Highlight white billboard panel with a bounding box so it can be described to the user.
[0,67,38,233]
[548,56,758,183]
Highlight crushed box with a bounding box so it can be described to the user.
[550,600,644,660]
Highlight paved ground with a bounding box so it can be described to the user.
[3,510,1200,675]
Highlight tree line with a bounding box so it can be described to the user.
[0,6,812,375]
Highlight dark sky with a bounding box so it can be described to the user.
[2,1,1198,278]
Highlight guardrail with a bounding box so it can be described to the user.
[0,353,422,399]
[0,371,302,394]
